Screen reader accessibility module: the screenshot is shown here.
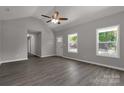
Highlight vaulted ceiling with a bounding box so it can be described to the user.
[0,6,124,31]
[0,6,38,20]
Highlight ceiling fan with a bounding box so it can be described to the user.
[41,11,68,24]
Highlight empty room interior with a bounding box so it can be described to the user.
[0,6,124,86]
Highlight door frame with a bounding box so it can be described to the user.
[27,30,42,58]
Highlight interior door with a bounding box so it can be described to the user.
[56,37,63,56]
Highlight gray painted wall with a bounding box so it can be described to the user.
[55,11,124,69]
[0,21,2,61]
[2,19,27,62]
[0,17,55,63]
[35,33,41,56]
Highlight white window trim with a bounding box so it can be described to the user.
[96,25,120,58]
[68,33,78,53]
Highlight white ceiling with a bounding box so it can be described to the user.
[0,6,124,31]
[0,6,38,20]
[39,6,124,31]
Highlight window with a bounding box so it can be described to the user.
[96,25,120,58]
[68,33,78,53]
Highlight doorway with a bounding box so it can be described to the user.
[27,31,41,58]
[56,36,63,56]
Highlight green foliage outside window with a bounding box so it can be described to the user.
[99,31,117,42]
[69,35,77,43]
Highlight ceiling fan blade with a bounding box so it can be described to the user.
[41,15,51,18]
[59,18,68,20]
[46,20,51,23]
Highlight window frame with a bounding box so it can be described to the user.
[96,25,120,58]
[68,33,78,53]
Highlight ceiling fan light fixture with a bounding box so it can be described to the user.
[51,19,59,24]
[41,8,68,24]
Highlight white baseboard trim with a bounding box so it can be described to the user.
[62,56,124,71]
[42,54,56,58]
[1,58,28,64]
[31,53,41,58]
